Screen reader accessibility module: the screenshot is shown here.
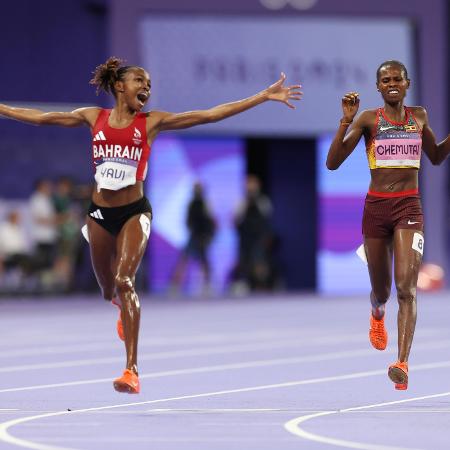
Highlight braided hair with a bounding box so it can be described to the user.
[89,57,139,96]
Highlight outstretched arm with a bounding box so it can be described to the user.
[418,108,450,165]
[326,92,367,170]
[152,73,302,132]
[0,104,100,128]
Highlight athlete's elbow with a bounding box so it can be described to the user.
[29,116,45,126]
[326,159,340,170]
[206,110,223,123]
[430,154,444,165]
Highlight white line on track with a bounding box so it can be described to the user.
[0,328,311,358]
[0,340,450,384]
[148,408,282,413]
[284,391,450,450]
[0,326,443,357]
[1,360,450,450]
[0,333,373,373]
[0,331,374,368]
[3,344,450,395]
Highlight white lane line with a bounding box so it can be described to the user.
[0,346,380,393]
[0,334,372,373]
[2,335,450,380]
[344,409,450,413]
[1,361,450,450]
[0,326,444,358]
[148,408,282,413]
[0,328,314,358]
[4,346,450,395]
[0,331,370,362]
[284,391,450,450]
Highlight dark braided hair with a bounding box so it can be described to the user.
[89,57,139,96]
[376,60,409,82]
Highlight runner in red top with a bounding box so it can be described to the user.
[326,60,450,390]
[0,57,302,394]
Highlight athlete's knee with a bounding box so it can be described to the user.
[372,286,390,303]
[115,274,135,296]
[396,283,416,304]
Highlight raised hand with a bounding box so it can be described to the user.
[341,92,360,122]
[266,73,303,109]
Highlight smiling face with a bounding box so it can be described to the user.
[376,64,410,105]
[115,67,151,111]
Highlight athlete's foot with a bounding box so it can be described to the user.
[369,312,388,350]
[111,298,124,341]
[113,369,140,394]
[388,361,408,390]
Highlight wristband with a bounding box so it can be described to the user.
[340,119,353,126]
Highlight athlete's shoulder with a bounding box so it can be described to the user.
[355,109,378,127]
[407,106,428,127]
[407,105,427,117]
[144,110,170,126]
[359,108,378,117]
[73,107,103,127]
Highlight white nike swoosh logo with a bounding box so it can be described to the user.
[379,126,397,132]
[407,220,420,225]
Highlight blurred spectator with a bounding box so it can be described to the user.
[29,178,58,285]
[231,174,276,293]
[170,182,216,296]
[52,176,81,290]
[71,182,99,292]
[0,210,32,288]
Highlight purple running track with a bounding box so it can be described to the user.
[0,292,449,450]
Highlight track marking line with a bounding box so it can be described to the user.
[0,328,315,358]
[147,408,282,413]
[0,326,444,358]
[0,347,386,393]
[1,360,450,449]
[3,339,450,393]
[0,335,366,373]
[284,391,450,450]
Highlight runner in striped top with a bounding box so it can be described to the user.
[326,60,450,390]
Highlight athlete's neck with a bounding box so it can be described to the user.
[383,103,406,123]
[110,104,137,128]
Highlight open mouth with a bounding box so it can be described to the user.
[137,93,149,105]
[387,89,399,95]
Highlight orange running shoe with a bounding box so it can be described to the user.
[369,313,387,350]
[111,298,124,341]
[113,369,140,394]
[388,361,408,390]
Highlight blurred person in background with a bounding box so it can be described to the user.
[0,210,32,289]
[326,60,450,390]
[53,176,81,291]
[232,174,276,293]
[29,178,58,285]
[170,182,216,296]
[0,56,302,393]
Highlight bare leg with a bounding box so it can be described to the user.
[115,213,151,374]
[393,229,422,362]
[86,218,116,300]
[364,237,393,318]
